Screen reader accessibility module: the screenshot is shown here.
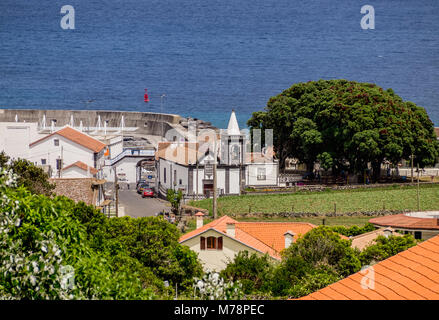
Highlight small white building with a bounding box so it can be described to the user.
[0,122,39,160]
[28,126,107,178]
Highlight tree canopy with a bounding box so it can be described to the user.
[247,80,439,180]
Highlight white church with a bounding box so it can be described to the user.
[155,111,279,197]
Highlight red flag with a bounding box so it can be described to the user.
[144,89,149,103]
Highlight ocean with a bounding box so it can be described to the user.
[0,0,438,129]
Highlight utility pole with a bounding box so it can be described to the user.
[114,167,119,217]
[195,120,199,201]
[213,139,217,219]
[417,162,420,211]
[160,94,166,141]
[411,154,414,183]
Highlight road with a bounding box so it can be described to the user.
[118,189,171,218]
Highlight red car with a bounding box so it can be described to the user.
[142,188,154,198]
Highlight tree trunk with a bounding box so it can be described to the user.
[372,161,382,183]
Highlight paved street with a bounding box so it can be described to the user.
[119,189,171,218]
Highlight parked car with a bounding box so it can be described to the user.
[136,179,146,189]
[137,183,149,194]
[142,188,154,198]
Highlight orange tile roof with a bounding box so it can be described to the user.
[179,216,318,259]
[299,234,439,300]
[155,142,203,165]
[62,161,98,175]
[235,222,315,253]
[370,214,439,230]
[30,126,106,153]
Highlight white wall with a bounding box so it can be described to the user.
[158,158,189,191]
[246,162,278,186]
[0,122,39,160]
[62,166,93,178]
[109,136,123,158]
[181,229,265,271]
[229,168,240,194]
[113,157,139,183]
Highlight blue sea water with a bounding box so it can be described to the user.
[0,0,438,129]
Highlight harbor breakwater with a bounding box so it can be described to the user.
[0,109,214,137]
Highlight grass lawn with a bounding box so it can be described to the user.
[187,183,439,216]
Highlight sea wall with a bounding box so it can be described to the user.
[0,109,181,136]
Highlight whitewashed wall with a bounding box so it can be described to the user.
[0,122,39,160]
[246,162,278,186]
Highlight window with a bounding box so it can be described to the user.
[257,167,266,180]
[174,170,177,186]
[54,139,59,146]
[56,159,62,170]
[163,168,166,183]
[41,159,46,165]
[207,236,216,249]
[200,236,223,250]
[414,231,422,240]
[179,179,182,185]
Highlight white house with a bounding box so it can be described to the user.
[28,126,107,178]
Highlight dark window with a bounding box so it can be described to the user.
[41,159,46,165]
[207,236,217,249]
[200,237,206,250]
[164,168,166,183]
[217,237,223,250]
[179,179,182,185]
[54,139,59,146]
[56,159,62,170]
[414,231,422,240]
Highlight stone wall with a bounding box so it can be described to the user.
[50,178,95,205]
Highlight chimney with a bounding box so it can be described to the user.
[195,212,204,229]
[226,223,235,238]
[284,231,296,248]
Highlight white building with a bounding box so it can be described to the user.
[0,122,39,160]
[155,111,279,197]
[28,126,107,178]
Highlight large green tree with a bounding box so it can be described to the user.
[247,80,439,180]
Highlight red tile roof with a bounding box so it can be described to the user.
[62,161,98,175]
[179,216,317,259]
[30,126,106,153]
[299,234,439,300]
[234,222,315,253]
[370,214,439,230]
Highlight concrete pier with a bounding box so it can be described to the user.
[0,109,182,137]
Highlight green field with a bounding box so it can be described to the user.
[188,184,439,217]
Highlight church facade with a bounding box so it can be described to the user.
[155,111,279,198]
